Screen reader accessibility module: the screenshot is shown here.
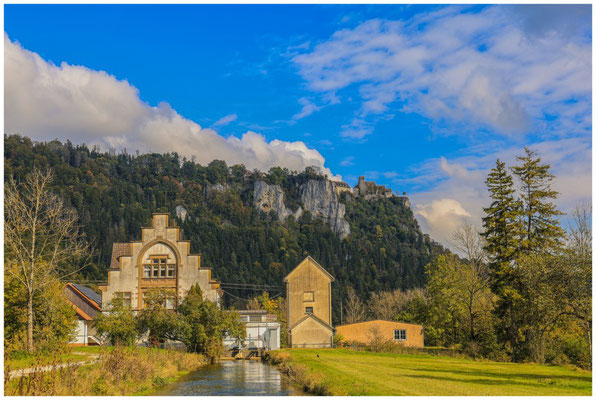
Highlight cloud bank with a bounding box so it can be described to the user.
[5,35,338,178]
[293,5,591,140]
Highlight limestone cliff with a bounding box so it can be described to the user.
[300,180,351,239]
[253,179,350,239]
[253,180,302,221]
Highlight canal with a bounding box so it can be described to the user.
[155,360,302,396]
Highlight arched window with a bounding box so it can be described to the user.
[141,243,177,279]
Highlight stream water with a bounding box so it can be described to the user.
[155,360,302,396]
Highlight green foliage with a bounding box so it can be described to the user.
[94,299,141,346]
[4,277,76,353]
[425,254,496,356]
[482,158,522,293]
[177,284,245,361]
[137,290,182,345]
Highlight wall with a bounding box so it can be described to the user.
[336,320,424,348]
[290,317,333,348]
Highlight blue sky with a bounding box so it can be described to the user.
[4,4,592,246]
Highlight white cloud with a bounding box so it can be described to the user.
[292,5,591,139]
[291,97,321,121]
[340,156,355,167]
[416,198,472,246]
[5,35,339,179]
[212,113,238,127]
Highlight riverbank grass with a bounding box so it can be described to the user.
[5,346,102,370]
[4,346,205,396]
[267,348,592,396]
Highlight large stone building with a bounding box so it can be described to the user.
[99,213,221,309]
[284,256,334,348]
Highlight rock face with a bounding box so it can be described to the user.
[175,205,188,222]
[253,179,351,239]
[301,180,351,239]
[253,181,302,221]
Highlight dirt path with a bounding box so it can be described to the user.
[7,355,100,379]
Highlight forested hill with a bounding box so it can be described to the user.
[4,134,446,318]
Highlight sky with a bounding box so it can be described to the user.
[4,4,592,249]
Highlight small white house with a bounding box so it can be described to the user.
[63,283,102,346]
[224,310,281,351]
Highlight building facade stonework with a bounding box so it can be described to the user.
[99,213,220,309]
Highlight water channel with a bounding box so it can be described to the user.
[155,360,303,396]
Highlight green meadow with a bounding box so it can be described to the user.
[270,348,592,396]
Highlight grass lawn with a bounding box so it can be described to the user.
[5,346,103,370]
[272,348,592,396]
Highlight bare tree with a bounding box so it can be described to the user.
[568,201,591,259]
[344,287,367,324]
[451,221,487,268]
[368,288,426,321]
[4,168,90,352]
[451,222,493,342]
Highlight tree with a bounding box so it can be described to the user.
[425,252,495,353]
[94,298,141,346]
[137,289,183,345]
[511,148,565,254]
[344,286,367,324]
[4,168,90,352]
[451,223,495,347]
[482,159,522,292]
[5,277,76,352]
[177,284,245,362]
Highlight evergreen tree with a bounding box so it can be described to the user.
[511,148,565,254]
[481,159,522,292]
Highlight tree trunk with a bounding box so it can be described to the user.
[27,290,34,353]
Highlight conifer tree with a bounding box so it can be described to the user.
[481,159,522,292]
[511,148,565,254]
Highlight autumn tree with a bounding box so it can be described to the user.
[4,168,90,352]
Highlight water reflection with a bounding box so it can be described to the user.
[156,360,301,396]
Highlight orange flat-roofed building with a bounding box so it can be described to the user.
[336,320,424,348]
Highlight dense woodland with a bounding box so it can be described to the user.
[4,134,444,322]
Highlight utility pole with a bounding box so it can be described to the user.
[340,301,343,326]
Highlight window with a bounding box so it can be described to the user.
[167,264,176,278]
[303,291,314,302]
[143,290,176,309]
[249,315,262,322]
[305,307,313,314]
[142,256,176,279]
[114,292,132,308]
[393,329,406,341]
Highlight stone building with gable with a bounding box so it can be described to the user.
[284,256,334,348]
[98,213,221,310]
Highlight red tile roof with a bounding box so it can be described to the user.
[110,243,131,268]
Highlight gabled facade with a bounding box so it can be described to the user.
[63,283,102,346]
[99,213,221,310]
[284,256,334,348]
